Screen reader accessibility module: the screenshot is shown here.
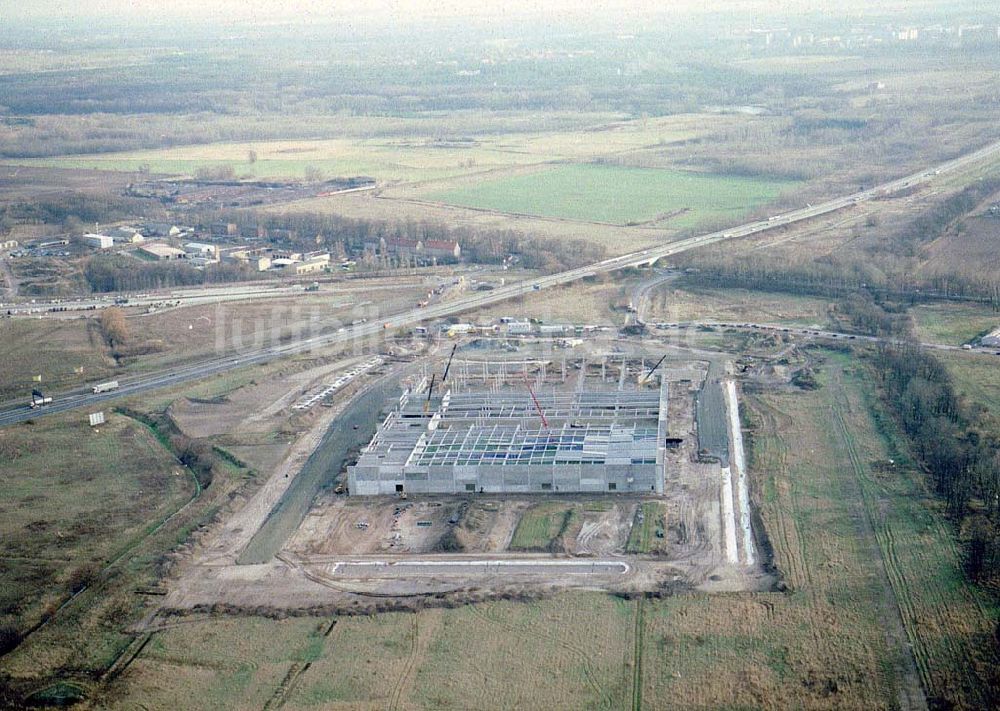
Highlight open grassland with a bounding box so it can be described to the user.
[0,412,191,638]
[2,113,725,186]
[646,283,832,326]
[0,318,114,403]
[910,302,999,346]
[470,278,625,325]
[0,393,257,702]
[747,355,998,707]
[424,164,797,226]
[106,594,637,711]
[103,617,323,711]
[640,354,1000,709]
[936,351,1000,430]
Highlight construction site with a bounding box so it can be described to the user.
[239,346,768,598]
[147,340,770,619]
[348,357,668,496]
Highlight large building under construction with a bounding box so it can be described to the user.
[348,358,668,495]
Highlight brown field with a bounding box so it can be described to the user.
[919,199,1000,277]
[0,278,427,402]
[124,287,421,372]
[467,279,627,325]
[0,317,114,402]
[645,284,833,326]
[0,165,142,204]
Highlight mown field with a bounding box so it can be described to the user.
[424,164,797,226]
[90,354,1000,709]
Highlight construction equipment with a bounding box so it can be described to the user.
[441,344,457,383]
[640,355,668,384]
[424,373,437,413]
[522,371,549,429]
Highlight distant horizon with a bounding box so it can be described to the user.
[2,0,992,27]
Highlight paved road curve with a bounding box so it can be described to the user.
[3,137,1000,427]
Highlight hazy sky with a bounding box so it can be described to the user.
[0,0,918,23]
[0,0,983,35]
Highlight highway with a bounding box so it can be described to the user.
[3,137,1000,427]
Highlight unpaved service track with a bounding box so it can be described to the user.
[328,559,630,577]
[237,369,407,564]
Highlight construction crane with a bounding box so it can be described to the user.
[423,373,437,413]
[640,354,668,384]
[522,370,549,429]
[425,344,456,414]
[441,344,457,383]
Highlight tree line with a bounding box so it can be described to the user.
[871,343,1000,584]
[186,208,608,274]
[84,254,260,293]
[675,254,1000,308]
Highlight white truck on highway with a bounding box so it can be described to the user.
[92,380,120,394]
[29,389,52,408]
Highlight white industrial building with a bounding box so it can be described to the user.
[139,242,187,260]
[349,358,668,496]
[82,233,114,249]
[183,242,217,255]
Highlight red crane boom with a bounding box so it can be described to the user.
[522,371,549,429]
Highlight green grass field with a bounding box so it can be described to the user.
[910,303,998,346]
[625,502,667,554]
[424,164,797,226]
[508,503,577,551]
